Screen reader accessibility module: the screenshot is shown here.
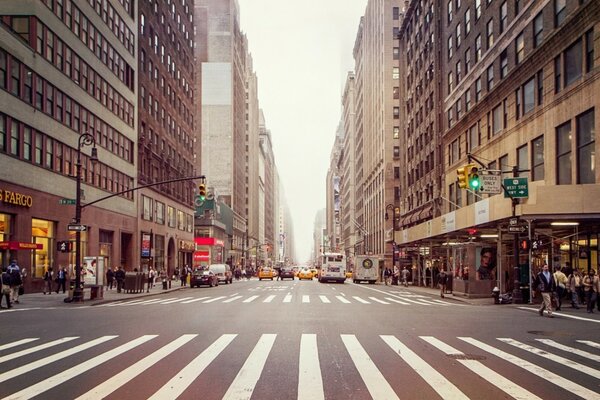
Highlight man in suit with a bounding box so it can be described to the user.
[533,263,556,318]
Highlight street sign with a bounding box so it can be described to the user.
[509,217,519,226]
[508,225,526,233]
[503,177,529,198]
[478,174,502,194]
[67,224,87,232]
[59,198,76,205]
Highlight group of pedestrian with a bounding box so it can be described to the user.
[0,260,24,309]
[534,263,599,317]
[105,266,126,292]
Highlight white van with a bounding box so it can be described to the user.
[208,264,233,284]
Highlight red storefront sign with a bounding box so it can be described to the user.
[194,237,224,247]
[0,241,43,250]
[193,251,210,261]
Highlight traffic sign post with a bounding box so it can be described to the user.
[503,177,529,198]
[67,224,87,232]
[478,174,502,194]
[508,225,526,233]
[59,198,76,205]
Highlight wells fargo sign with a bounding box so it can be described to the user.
[0,189,33,208]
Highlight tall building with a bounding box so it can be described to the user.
[138,0,196,275]
[0,0,137,291]
[326,121,344,253]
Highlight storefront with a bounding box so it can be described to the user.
[193,237,225,268]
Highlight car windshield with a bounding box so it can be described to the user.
[202,271,211,276]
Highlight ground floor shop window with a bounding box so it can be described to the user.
[0,213,11,267]
[31,218,54,278]
[154,234,164,271]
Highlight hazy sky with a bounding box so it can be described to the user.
[238,0,368,263]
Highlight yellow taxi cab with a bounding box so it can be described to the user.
[297,268,313,280]
[310,268,319,279]
[345,270,353,279]
[258,267,274,281]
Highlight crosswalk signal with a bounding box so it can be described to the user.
[198,183,207,201]
[468,165,481,191]
[457,164,471,189]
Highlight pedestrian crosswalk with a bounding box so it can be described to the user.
[99,293,457,308]
[1,333,598,399]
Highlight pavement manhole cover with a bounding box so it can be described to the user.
[447,354,486,361]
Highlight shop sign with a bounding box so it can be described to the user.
[194,251,210,261]
[475,199,490,225]
[179,240,195,251]
[441,211,456,233]
[0,241,43,250]
[141,233,152,258]
[0,189,33,208]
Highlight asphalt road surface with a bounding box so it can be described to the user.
[1,278,599,400]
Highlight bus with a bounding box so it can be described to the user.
[318,252,346,283]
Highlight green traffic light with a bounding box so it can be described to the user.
[469,175,480,189]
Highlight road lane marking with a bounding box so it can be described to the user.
[0,338,39,352]
[535,339,600,362]
[160,297,194,304]
[4,335,155,400]
[0,337,79,364]
[222,334,276,400]
[319,295,330,303]
[203,296,227,303]
[0,335,118,385]
[384,297,410,305]
[517,307,600,323]
[223,296,243,303]
[180,297,210,304]
[75,334,197,400]
[381,335,468,400]
[263,295,276,303]
[368,297,389,305]
[302,295,310,303]
[336,296,351,304]
[298,334,324,400]
[149,334,237,400]
[243,295,259,303]
[283,293,293,303]
[577,340,600,349]
[147,298,178,304]
[352,296,370,304]
[420,336,541,400]
[498,338,600,379]
[459,337,600,400]
[341,335,399,400]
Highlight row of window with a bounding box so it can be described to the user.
[40,0,135,90]
[141,195,194,232]
[2,17,135,127]
[140,122,194,174]
[140,46,194,101]
[139,67,194,127]
[0,48,134,164]
[42,0,135,56]
[0,113,135,199]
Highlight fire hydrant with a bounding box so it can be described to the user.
[492,286,500,304]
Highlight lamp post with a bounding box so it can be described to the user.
[72,133,98,303]
[385,204,399,269]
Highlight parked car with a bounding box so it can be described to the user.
[297,268,313,280]
[258,267,274,280]
[190,270,219,288]
[279,267,295,280]
[209,264,233,284]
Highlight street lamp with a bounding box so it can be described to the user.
[73,133,98,303]
[385,203,399,268]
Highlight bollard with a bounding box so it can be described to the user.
[492,286,500,304]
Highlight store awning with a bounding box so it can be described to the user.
[0,241,43,250]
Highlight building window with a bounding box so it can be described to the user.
[556,121,572,184]
[515,32,524,64]
[31,218,55,279]
[469,122,479,151]
[448,72,453,93]
[555,0,566,27]
[586,29,594,73]
[465,48,471,74]
[493,103,503,134]
[10,59,21,97]
[476,77,482,101]
[577,109,595,184]
[456,99,462,119]
[523,78,535,115]
[448,0,453,24]
[168,206,176,228]
[448,35,453,59]
[475,35,482,62]
[475,0,482,20]
[564,39,582,87]
[392,67,399,79]
[532,135,545,181]
[500,49,508,78]
[393,126,400,139]
[35,132,43,165]
[533,12,543,48]
[456,24,462,48]
[0,115,5,152]
[393,146,400,158]
[465,89,471,112]
[23,126,31,160]
[517,144,529,178]
[487,65,494,90]
[486,19,494,49]
[465,8,471,35]
[393,47,399,60]
[500,1,508,33]
[393,6,400,20]
[10,122,19,156]
[456,62,462,83]
[554,56,562,93]
[393,107,399,119]
[0,50,6,89]
[450,139,459,164]
[515,87,521,120]
[537,69,544,105]
[142,195,153,220]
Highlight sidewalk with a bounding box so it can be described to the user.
[10,281,184,309]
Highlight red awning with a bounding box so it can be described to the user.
[194,237,224,247]
[0,241,43,250]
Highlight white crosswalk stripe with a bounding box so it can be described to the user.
[336,295,351,303]
[0,334,599,399]
[577,339,600,349]
[352,296,370,304]
[319,295,330,303]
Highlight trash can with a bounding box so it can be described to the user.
[162,279,168,290]
[90,285,103,300]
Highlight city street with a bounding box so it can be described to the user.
[1,279,599,400]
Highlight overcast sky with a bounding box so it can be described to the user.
[238,0,368,263]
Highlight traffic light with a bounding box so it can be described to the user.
[198,183,207,201]
[457,164,473,189]
[468,165,481,191]
[56,241,72,253]
[519,239,530,251]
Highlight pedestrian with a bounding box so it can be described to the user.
[383,267,392,285]
[533,263,556,318]
[401,267,409,287]
[568,269,582,308]
[115,266,126,293]
[553,265,568,311]
[43,267,53,295]
[106,267,114,290]
[1,268,12,309]
[147,267,155,292]
[55,266,67,294]
[595,268,600,312]
[438,268,448,298]
[582,270,597,314]
[7,260,22,304]
[180,267,187,287]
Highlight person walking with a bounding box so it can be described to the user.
[533,263,556,318]
[180,267,187,287]
[147,267,155,292]
[55,266,67,294]
[438,268,448,298]
[106,267,114,290]
[1,268,12,309]
[568,269,582,308]
[582,270,597,313]
[7,260,22,304]
[115,266,126,293]
[553,266,568,311]
[383,267,392,285]
[43,267,53,295]
[401,267,409,287]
